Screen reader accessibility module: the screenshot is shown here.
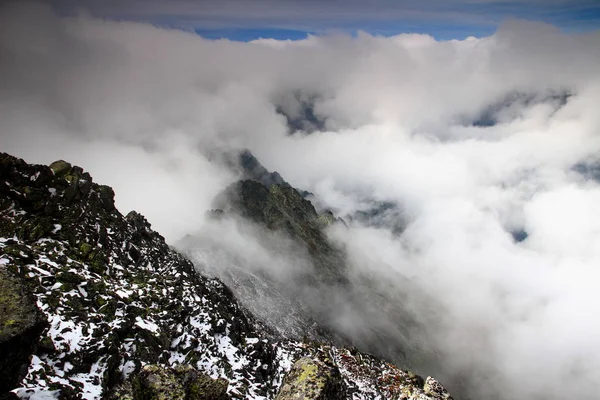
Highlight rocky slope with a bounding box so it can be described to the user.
[0,153,453,400]
[181,158,425,371]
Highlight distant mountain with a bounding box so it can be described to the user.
[0,153,453,400]
[573,160,600,182]
[238,150,292,189]
[274,91,327,135]
[348,200,406,234]
[236,149,313,198]
[234,149,406,233]
[467,90,572,128]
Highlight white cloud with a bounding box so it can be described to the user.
[2,2,600,399]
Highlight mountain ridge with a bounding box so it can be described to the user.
[0,152,453,400]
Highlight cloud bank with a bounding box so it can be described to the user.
[2,2,600,399]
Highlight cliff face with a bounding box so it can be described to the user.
[0,153,452,400]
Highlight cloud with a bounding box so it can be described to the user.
[2,2,600,399]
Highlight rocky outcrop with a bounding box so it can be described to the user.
[0,268,47,393]
[275,346,454,400]
[0,153,277,398]
[0,153,453,399]
[113,364,229,400]
[275,357,345,400]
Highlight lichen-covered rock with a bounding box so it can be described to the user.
[0,267,47,393]
[423,377,453,399]
[272,346,455,400]
[48,160,72,178]
[127,364,228,400]
[275,357,345,400]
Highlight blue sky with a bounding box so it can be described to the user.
[51,0,600,40]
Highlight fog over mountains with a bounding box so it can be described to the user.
[3,2,600,399]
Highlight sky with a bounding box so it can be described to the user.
[2,2,600,400]
[48,0,600,40]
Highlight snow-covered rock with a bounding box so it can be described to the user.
[0,153,452,399]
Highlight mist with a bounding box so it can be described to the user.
[2,2,600,399]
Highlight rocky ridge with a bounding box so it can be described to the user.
[183,160,422,370]
[213,179,347,284]
[0,153,452,400]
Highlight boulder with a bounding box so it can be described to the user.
[424,376,453,399]
[0,267,47,393]
[275,357,345,400]
[129,365,229,400]
[48,160,72,178]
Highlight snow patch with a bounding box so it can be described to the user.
[135,316,159,333]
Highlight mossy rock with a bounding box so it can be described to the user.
[275,357,345,400]
[2,244,34,265]
[37,335,56,354]
[88,250,109,275]
[16,218,55,242]
[49,160,72,178]
[56,270,84,284]
[80,242,93,258]
[0,216,15,237]
[0,267,47,392]
[130,365,228,400]
[187,372,228,400]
